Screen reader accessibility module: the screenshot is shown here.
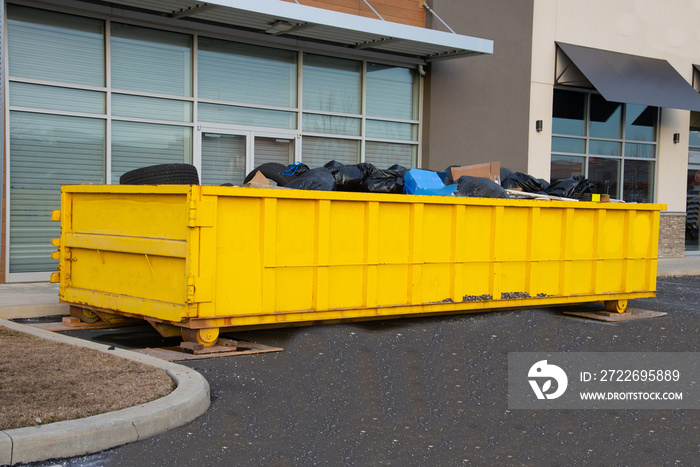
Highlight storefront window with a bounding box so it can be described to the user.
[303,54,361,114]
[7,5,104,86]
[111,23,192,96]
[687,112,700,252]
[550,88,657,201]
[5,5,422,277]
[9,112,105,273]
[198,37,297,108]
[111,121,192,184]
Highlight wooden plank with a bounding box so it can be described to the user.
[29,320,140,332]
[563,308,666,322]
[135,341,283,361]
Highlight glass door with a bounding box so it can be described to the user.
[200,132,248,186]
[197,126,297,186]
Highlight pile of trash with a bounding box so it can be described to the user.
[243,160,595,201]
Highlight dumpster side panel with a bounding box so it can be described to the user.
[59,188,193,321]
[205,191,663,323]
[59,186,664,330]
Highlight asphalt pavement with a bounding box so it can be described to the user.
[27,274,700,466]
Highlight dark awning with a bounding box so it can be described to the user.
[556,42,700,112]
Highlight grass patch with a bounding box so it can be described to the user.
[0,326,174,431]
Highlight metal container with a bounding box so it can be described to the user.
[52,185,665,345]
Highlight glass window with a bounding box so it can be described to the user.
[624,160,654,203]
[198,37,297,108]
[8,5,104,86]
[303,54,361,114]
[690,112,700,148]
[365,142,415,169]
[10,82,105,114]
[302,137,359,167]
[589,140,621,157]
[686,168,700,251]
[302,114,361,136]
[551,90,657,202]
[624,143,655,159]
[365,120,418,141]
[588,157,619,197]
[551,155,585,181]
[366,63,417,120]
[589,94,622,139]
[625,104,656,142]
[111,23,192,96]
[112,94,191,122]
[552,89,586,136]
[255,137,294,167]
[111,121,192,183]
[198,103,296,129]
[9,112,105,273]
[552,137,585,153]
[200,133,246,186]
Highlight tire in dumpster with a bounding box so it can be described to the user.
[120,163,200,185]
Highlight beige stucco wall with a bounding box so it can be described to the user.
[529,0,700,212]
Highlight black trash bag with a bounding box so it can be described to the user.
[356,162,379,178]
[545,175,594,199]
[387,164,408,177]
[501,172,547,193]
[323,160,345,173]
[456,175,508,199]
[362,168,405,194]
[537,178,551,191]
[334,165,365,192]
[500,166,514,182]
[286,167,336,191]
[443,165,461,185]
[281,162,309,177]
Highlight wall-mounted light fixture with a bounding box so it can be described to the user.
[536,120,543,132]
[265,21,295,35]
[673,133,681,144]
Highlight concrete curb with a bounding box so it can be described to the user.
[0,319,210,466]
[657,270,700,277]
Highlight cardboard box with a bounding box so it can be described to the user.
[449,162,501,184]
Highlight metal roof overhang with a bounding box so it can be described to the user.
[95,0,493,63]
[556,42,700,112]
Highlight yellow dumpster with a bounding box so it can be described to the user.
[53,185,664,346]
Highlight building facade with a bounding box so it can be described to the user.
[4,0,700,283]
[423,0,700,259]
[0,0,491,282]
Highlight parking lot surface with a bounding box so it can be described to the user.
[39,276,700,465]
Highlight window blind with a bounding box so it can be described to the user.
[365,141,415,169]
[111,23,192,97]
[200,133,246,186]
[302,136,359,167]
[303,54,361,114]
[7,5,104,86]
[111,121,191,184]
[9,112,105,273]
[199,37,297,108]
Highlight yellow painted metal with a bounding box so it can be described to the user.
[54,185,665,331]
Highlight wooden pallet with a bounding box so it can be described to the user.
[28,317,141,332]
[134,341,283,361]
[563,308,666,322]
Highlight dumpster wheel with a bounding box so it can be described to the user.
[182,328,220,347]
[604,299,628,313]
[70,306,101,324]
